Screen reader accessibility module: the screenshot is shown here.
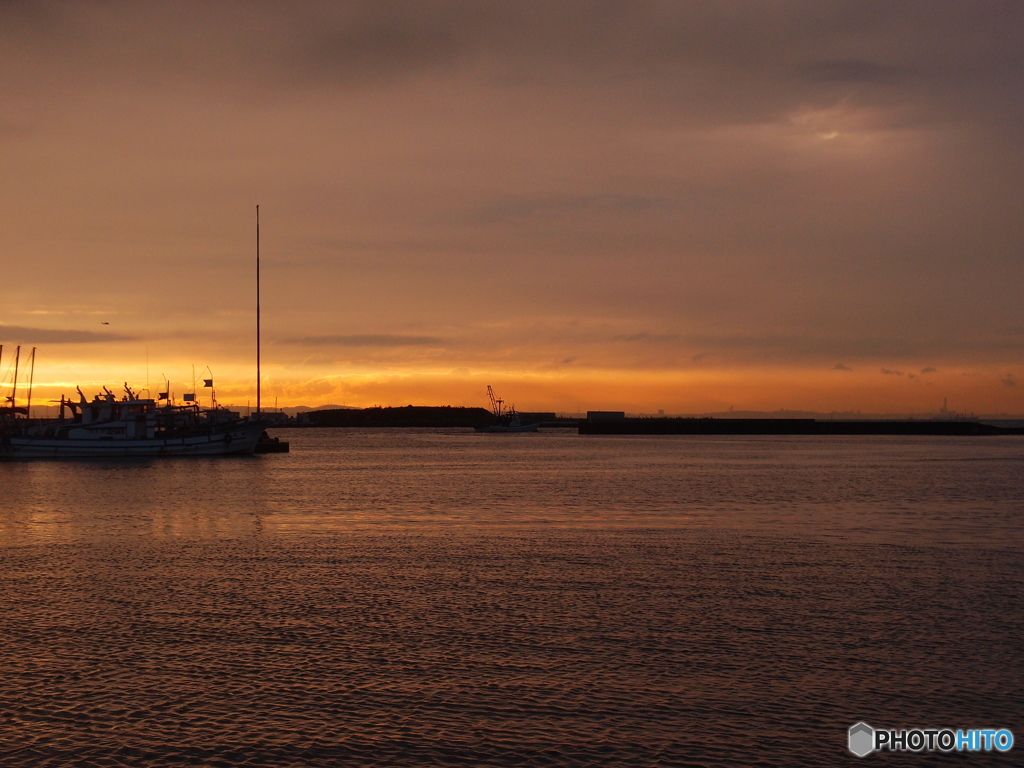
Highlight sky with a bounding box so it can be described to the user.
[1,0,1022,415]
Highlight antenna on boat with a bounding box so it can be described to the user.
[256,204,261,418]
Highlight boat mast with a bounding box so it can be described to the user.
[11,345,20,414]
[26,347,36,418]
[256,204,261,417]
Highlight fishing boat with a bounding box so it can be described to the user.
[0,385,264,458]
[0,206,287,458]
[474,416,540,433]
[474,386,540,433]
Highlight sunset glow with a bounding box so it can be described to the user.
[2,2,1021,416]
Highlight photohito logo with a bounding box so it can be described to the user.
[848,723,1014,756]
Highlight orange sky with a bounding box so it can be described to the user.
[2,2,1022,415]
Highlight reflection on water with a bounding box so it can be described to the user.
[2,429,1023,546]
[1,430,1022,767]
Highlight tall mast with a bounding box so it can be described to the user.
[11,345,20,413]
[256,205,261,417]
[26,347,36,418]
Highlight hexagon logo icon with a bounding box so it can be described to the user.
[849,722,875,757]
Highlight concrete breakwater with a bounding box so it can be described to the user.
[577,417,1024,436]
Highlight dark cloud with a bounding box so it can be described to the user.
[0,325,137,344]
[281,5,466,88]
[921,366,938,374]
[880,368,903,376]
[797,59,915,86]
[469,194,667,226]
[6,2,1020,127]
[671,332,1024,366]
[284,334,443,347]
[833,363,852,371]
[1003,373,1017,387]
[686,333,923,361]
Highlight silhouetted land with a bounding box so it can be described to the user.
[307,406,494,429]
[290,406,1024,434]
[303,406,571,429]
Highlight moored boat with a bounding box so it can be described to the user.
[0,386,265,459]
[1,207,292,459]
[474,385,540,433]
[474,418,540,433]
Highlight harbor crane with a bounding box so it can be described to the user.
[486,385,505,419]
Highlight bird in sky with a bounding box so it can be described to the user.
[101,321,109,325]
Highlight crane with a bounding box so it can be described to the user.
[486,385,504,419]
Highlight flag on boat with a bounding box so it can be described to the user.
[183,393,196,402]
[203,379,213,387]
[158,392,169,400]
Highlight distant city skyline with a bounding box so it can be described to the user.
[2,1,1022,414]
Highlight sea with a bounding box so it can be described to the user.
[1,429,1022,767]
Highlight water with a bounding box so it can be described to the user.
[1,429,1022,766]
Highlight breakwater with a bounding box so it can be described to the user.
[577,418,1024,436]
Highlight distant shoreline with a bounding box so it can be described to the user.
[265,406,1024,435]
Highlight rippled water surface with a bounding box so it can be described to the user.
[1,429,1022,766]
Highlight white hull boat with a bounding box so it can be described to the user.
[1,423,265,458]
[0,388,265,459]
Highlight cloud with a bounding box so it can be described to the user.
[0,324,137,344]
[685,333,927,361]
[286,16,463,88]
[921,366,938,374]
[283,334,444,347]
[797,59,915,87]
[2,1,1023,414]
[1002,373,1017,387]
[469,194,667,225]
[880,368,904,376]
[614,332,684,344]
[12,2,1020,133]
